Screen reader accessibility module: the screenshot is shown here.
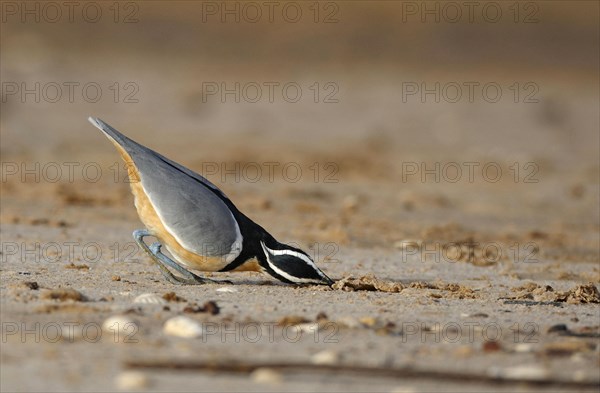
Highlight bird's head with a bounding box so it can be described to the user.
[259,241,334,286]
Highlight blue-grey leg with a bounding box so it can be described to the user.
[133,229,214,285]
[148,242,210,282]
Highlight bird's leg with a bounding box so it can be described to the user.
[148,242,216,284]
[133,229,214,285]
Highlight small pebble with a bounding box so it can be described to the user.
[250,368,282,384]
[482,341,502,352]
[394,239,422,250]
[513,343,535,353]
[311,350,340,365]
[115,371,149,390]
[22,281,39,290]
[278,315,309,326]
[162,292,186,302]
[338,316,360,329]
[163,316,203,338]
[489,365,549,381]
[316,311,328,321]
[183,301,220,315]
[359,316,380,328]
[202,300,220,315]
[547,324,568,334]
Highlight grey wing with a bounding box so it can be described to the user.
[88,117,242,261]
[88,117,226,196]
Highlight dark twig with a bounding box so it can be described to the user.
[124,359,599,389]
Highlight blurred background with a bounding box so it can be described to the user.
[1,2,599,392]
[1,1,599,269]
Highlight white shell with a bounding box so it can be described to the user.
[102,315,137,336]
[290,323,320,334]
[133,293,167,305]
[102,315,139,343]
[163,316,203,338]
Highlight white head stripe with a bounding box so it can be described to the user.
[260,241,325,282]
[261,242,322,273]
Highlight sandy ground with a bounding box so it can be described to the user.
[1,2,599,392]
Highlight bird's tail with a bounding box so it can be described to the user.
[87,116,147,183]
[87,117,135,149]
